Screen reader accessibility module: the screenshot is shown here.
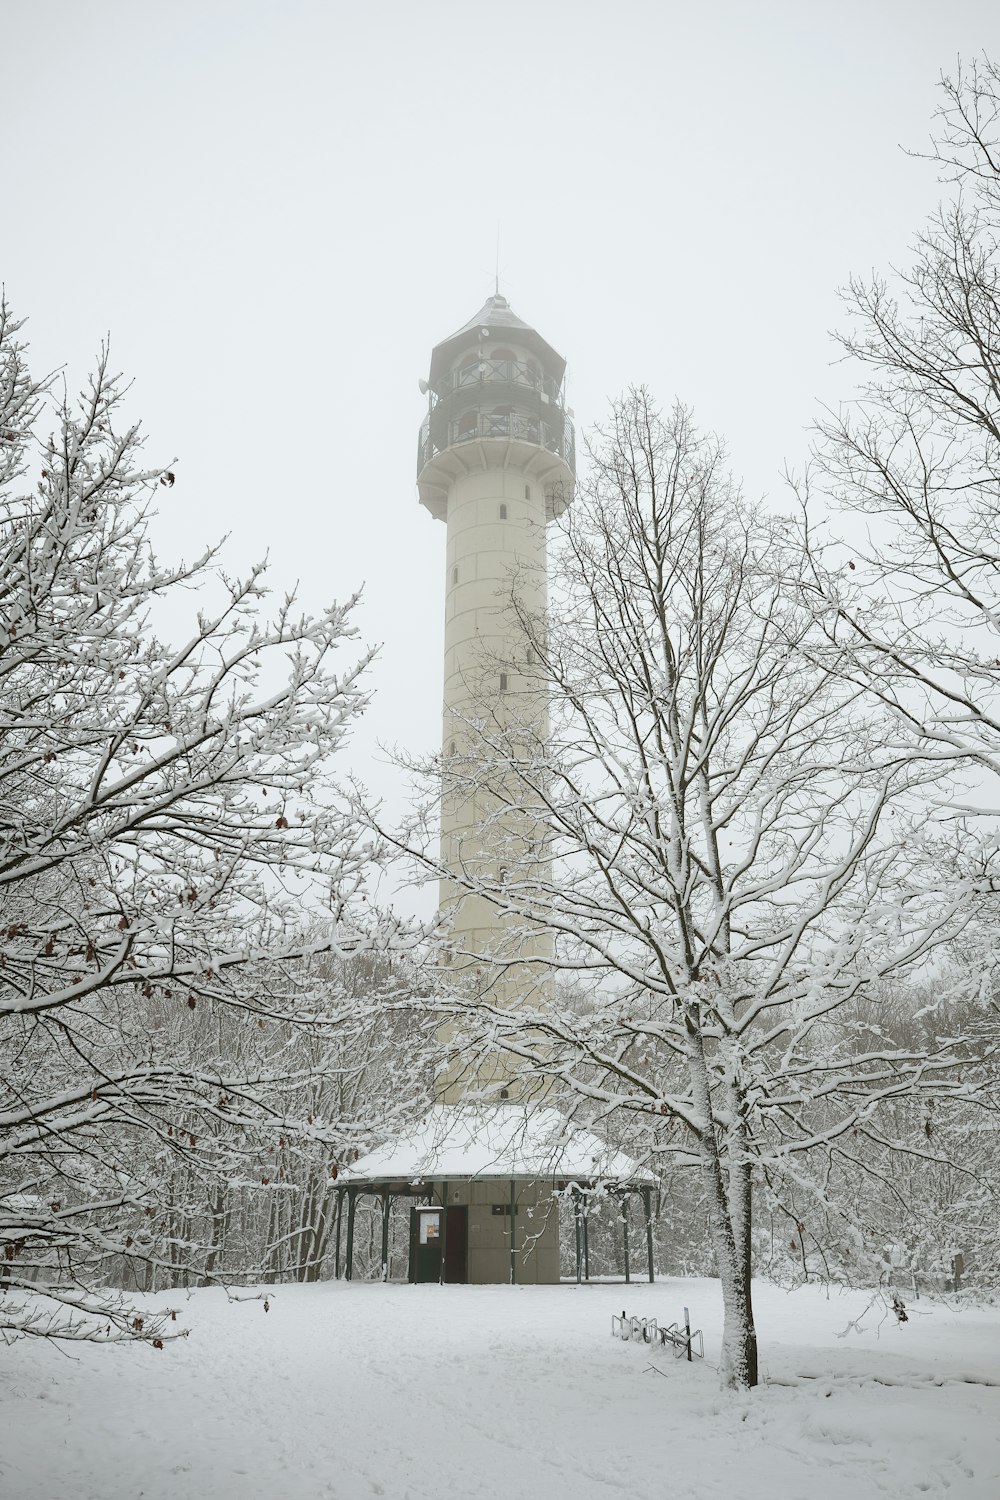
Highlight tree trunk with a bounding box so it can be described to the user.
[202,1185,227,1284]
[727,1152,758,1388]
[725,1075,759,1388]
[686,1015,758,1388]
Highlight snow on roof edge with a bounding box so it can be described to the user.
[339,1105,656,1187]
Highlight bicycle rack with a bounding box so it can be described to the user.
[610,1309,704,1361]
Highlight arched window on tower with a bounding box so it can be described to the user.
[491,348,518,383]
[456,352,480,390]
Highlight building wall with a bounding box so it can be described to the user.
[440,463,550,869]
[443,1179,561,1285]
[435,453,559,1101]
[419,325,573,1108]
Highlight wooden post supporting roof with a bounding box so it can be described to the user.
[380,1188,390,1282]
[334,1188,344,1280]
[582,1197,590,1282]
[345,1187,357,1282]
[438,1182,448,1285]
[642,1186,655,1283]
[623,1195,631,1285]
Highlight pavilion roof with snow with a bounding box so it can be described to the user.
[341,1105,656,1189]
[333,1106,658,1286]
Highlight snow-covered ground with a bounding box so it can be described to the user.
[2,1278,998,1499]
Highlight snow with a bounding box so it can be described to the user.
[3,1279,999,1499]
[341,1104,656,1184]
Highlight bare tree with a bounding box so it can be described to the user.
[84,947,436,1295]
[0,302,417,1344]
[782,58,1000,1308]
[391,394,977,1389]
[799,57,1000,815]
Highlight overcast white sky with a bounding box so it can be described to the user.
[4,1,997,860]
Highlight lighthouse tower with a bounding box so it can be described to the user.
[417,293,574,1100]
[333,340,649,1286]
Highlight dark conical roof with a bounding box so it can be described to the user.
[428,293,566,384]
[443,292,536,342]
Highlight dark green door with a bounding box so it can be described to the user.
[409,1207,442,1283]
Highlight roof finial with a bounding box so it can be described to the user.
[495,221,500,297]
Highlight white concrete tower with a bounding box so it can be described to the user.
[417,294,574,1101]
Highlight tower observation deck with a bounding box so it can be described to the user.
[417,293,575,519]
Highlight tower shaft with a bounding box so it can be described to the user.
[418,296,574,1101]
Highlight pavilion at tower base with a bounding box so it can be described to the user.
[335,1105,657,1286]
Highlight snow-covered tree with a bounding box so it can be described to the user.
[391,394,979,1389]
[800,57,1000,820]
[792,55,1000,1221]
[0,303,418,1343]
[87,947,436,1294]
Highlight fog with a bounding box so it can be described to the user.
[4,0,994,863]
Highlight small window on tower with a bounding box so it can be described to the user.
[499,672,508,693]
[449,740,456,756]
[524,485,531,501]
[499,504,507,520]
[452,565,458,586]
[526,646,535,665]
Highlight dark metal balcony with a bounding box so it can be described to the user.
[418,411,576,476]
[430,359,562,407]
